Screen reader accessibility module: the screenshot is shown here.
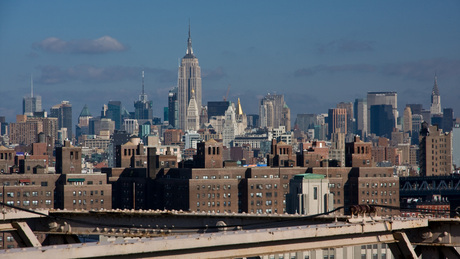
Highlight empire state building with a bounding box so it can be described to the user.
[178,24,202,130]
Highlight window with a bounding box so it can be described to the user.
[6,192,14,197]
[41,181,48,187]
[45,200,51,205]
[313,187,318,200]
[23,201,30,206]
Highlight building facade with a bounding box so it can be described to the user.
[178,25,202,130]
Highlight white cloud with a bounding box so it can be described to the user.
[33,36,126,54]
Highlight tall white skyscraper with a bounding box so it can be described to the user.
[178,23,202,130]
[430,74,442,116]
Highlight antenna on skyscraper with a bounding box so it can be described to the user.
[30,74,33,98]
[142,70,145,96]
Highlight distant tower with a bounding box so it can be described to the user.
[178,22,202,130]
[281,103,291,132]
[367,92,398,133]
[23,75,42,116]
[186,89,199,131]
[354,98,367,137]
[75,104,92,140]
[106,101,122,130]
[168,87,178,128]
[223,103,237,147]
[259,93,285,129]
[403,106,412,134]
[430,74,442,116]
[327,108,347,139]
[50,101,72,139]
[134,71,153,120]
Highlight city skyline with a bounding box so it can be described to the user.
[1,1,460,124]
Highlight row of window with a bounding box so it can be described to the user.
[5,200,52,206]
[363,182,396,188]
[250,200,275,206]
[197,193,232,199]
[362,190,396,196]
[361,198,397,204]
[0,181,48,186]
[196,201,231,207]
[2,191,51,198]
[249,192,278,198]
[72,199,104,205]
[199,175,241,179]
[72,190,104,196]
[196,184,232,190]
[69,180,103,186]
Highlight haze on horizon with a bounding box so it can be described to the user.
[1,1,459,124]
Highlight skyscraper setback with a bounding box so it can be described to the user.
[178,24,202,130]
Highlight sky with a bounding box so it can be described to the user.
[1,1,460,126]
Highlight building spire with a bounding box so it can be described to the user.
[139,70,147,102]
[432,73,440,96]
[236,98,244,115]
[186,20,194,57]
[30,74,34,98]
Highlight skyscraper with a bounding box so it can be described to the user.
[367,92,397,133]
[369,105,394,138]
[259,93,285,130]
[353,98,367,137]
[296,114,318,133]
[106,101,122,130]
[442,108,454,133]
[50,101,72,139]
[23,76,42,117]
[168,87,178,128]
[430,74,442,116]
[134,71,153,120]
[403,106,412,134]
[337,102,353,134]
[327,108,347,139]
[178,23,202,130]
[75,104,92,140]
[186,90,199,131]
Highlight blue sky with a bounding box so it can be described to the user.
[1,1,459,125]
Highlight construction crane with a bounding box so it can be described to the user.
[223,84,231,101]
